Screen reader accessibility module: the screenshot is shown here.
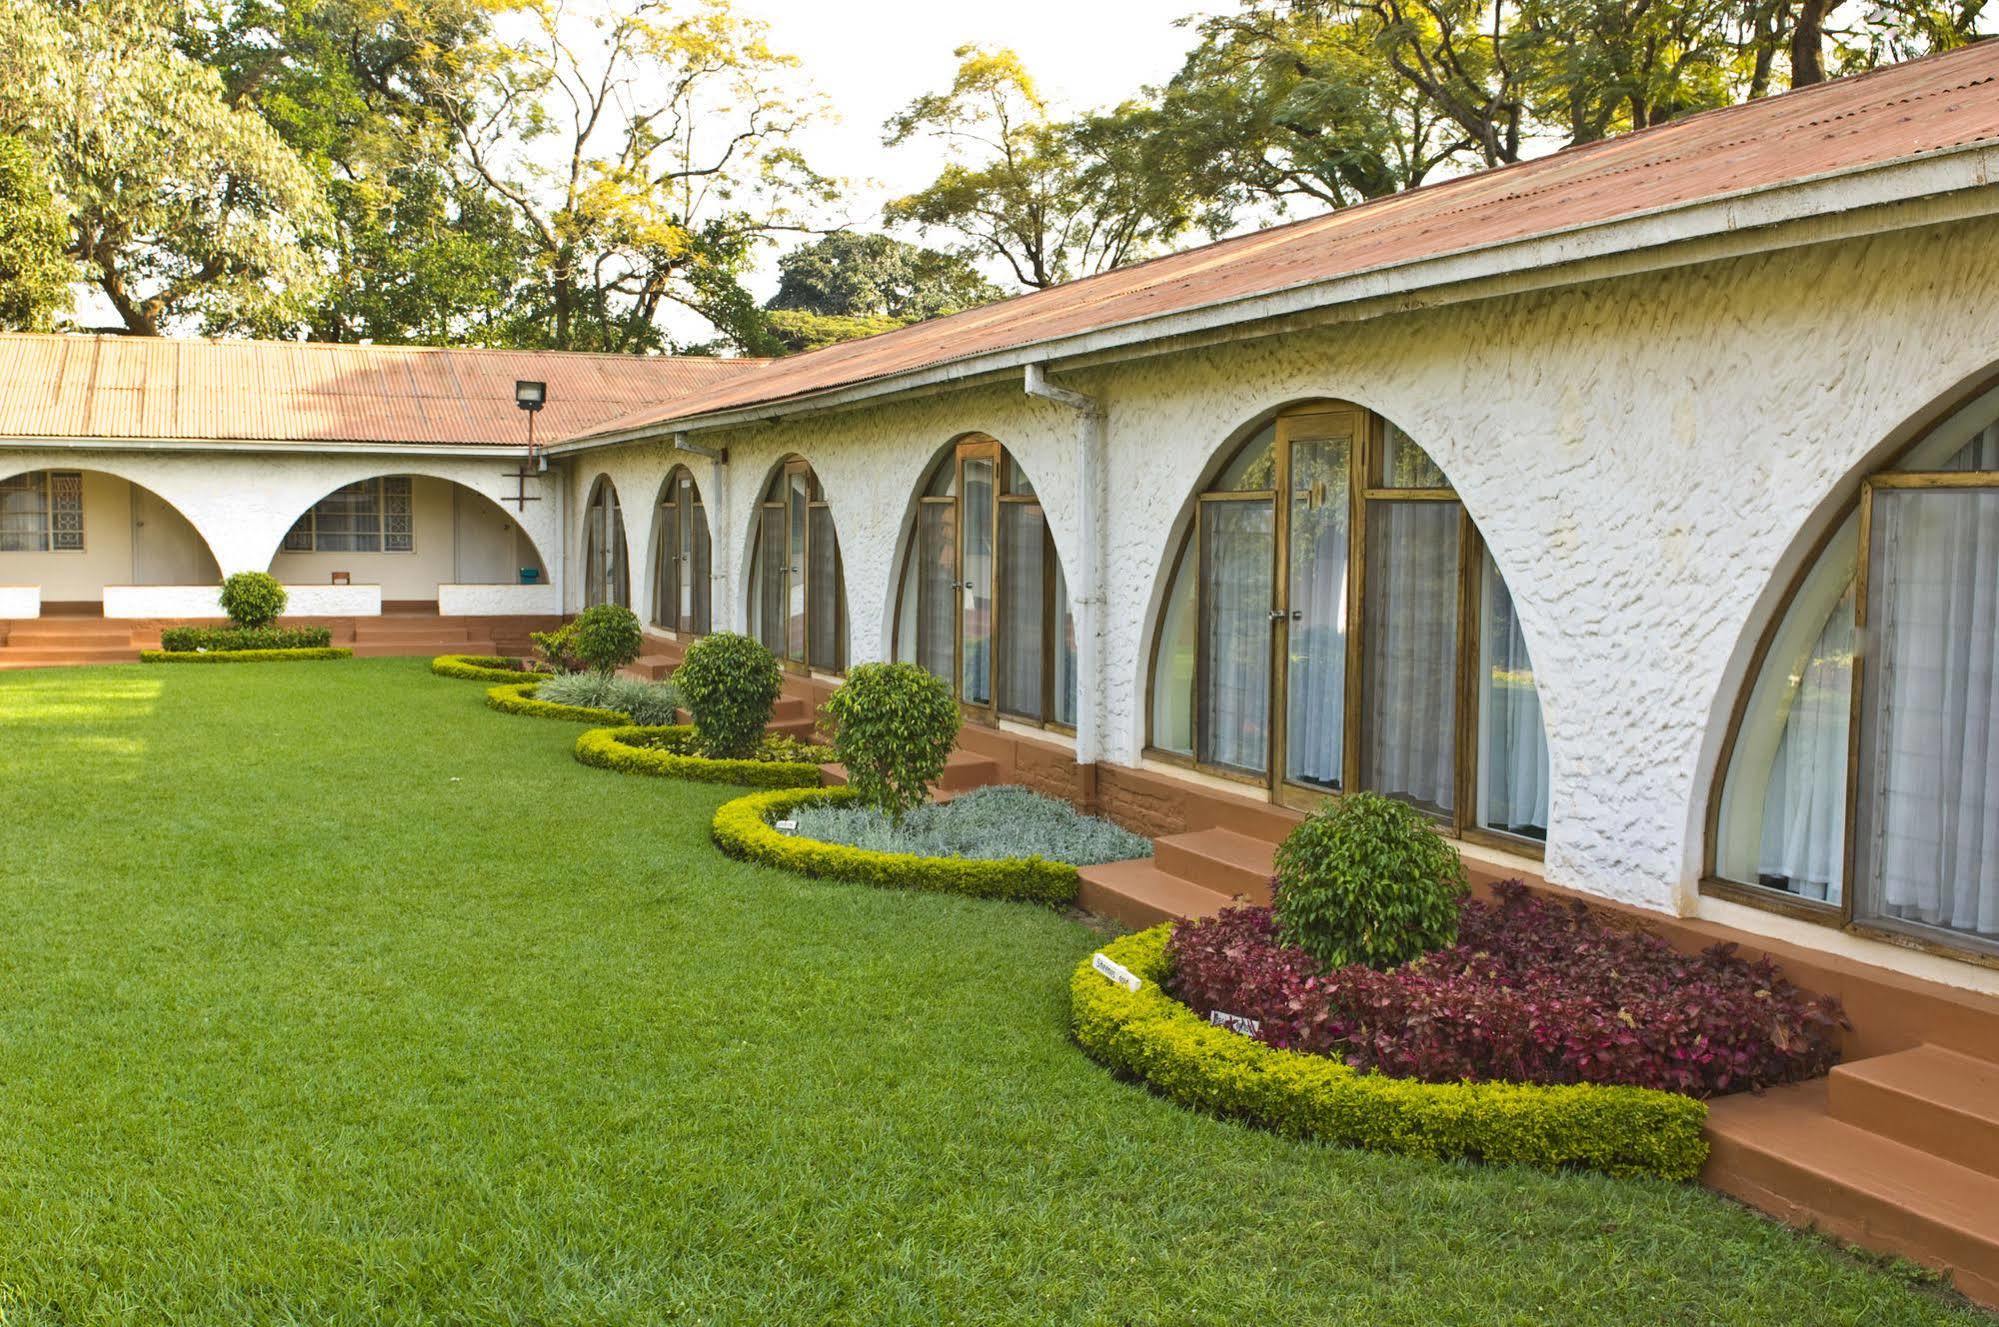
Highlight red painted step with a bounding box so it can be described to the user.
[1152,827,1278,904]
[1828,1045,1999,1179]
[1075,858,1234,930]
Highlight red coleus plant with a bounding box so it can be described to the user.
[1166,882,1848,1097]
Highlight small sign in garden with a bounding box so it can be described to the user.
[1207,1010,1260,1036]
[1091,952,1142,992]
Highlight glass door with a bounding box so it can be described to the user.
[957,441,998,723]
[1276,414,1356,805]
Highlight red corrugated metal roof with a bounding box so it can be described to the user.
[578,40,1999,440]
[0,336,765,446]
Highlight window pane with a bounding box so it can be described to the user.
[1855,486,1999,947]
[757,509,786,655]
[1380,423,1450,489]
[654,502,679,627]
[1003,454,1035,497]
[1284,436,1350,791]
[960,458,994,704]
[0,473,48,552]
[998,501,1046,719]
[1213,425,1276,491]
[1715,516,1857,902]
[1055,556,1077,727]
[1198,499,1273,774]
[787,476,807,661]
[691,501,711,634]
[916,501,956,683]
[316,480,382,553]
[382,476,412,552]
[1151,544,1196,755]
[1361,501,1458,815]
[1476,548,1550,840]
[808,505,840,672]
[48,472,83,551]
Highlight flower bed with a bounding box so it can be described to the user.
[1072,925,1709,1180]
[575,724,830,789]
[1168,884,1846,1098]
[484,681,627,724]
[140,647,353,664]
[790,784,1151,866]
[432,654,552,684]
[712,785,1080,903]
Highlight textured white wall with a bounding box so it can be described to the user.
[572,216,1999,919]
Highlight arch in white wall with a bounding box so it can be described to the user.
[742,454,847,672]
[580,473,630,609]
[266,472,551,601]
[0,464,223,598]
[645,463,713,635]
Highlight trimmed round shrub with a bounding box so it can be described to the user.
[571,603,643,675]
[674,632,783,759]
[530,620,584,673]
[219,571,287,628]
[1271,791,1466,970]
[822,661,959,821]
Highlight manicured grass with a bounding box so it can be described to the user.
[0,658,1981,1325]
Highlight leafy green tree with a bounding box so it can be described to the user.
[0,0,328,335]
[768,233,999,321]
[0,134,76,332]
[763,309,904,354]
[884,46,1196,289]
[440,0,835,353]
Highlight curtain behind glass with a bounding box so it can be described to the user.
[1055,558,1077,727]
[960,459,994,705]
[917,502,956,683]
[1363,502,1458,814]
[998,501,1046,718]
[1476,548,1550,837]
[757,509,786,655]
[1152,550,1196,755]
[1859,474,1999,942]
[786,478,807,660]
[1284,436,1349,790]
[691,503,711,634]
[1198,500,1273,773]
[654,500,679,627]
[808,505,840,672]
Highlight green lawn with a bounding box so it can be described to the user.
[0,658,1980,1325]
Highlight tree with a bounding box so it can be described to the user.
[441,0,835,354]
[0,134,76,332]
[768,233,999,321]
[185,0,537,343]
[884,46,1196,289]
[0,0,328,336]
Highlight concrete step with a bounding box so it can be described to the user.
[354,623,474,643]
[773,696,808,721]
[1704,1077,1999,1307]
[0,646,138,664]
[630,654,676,681]
[1076,858,1235,931]
[3,629,137,648]
[817,748,1000,793]
[1828,1045,1999,1178]
[1154,827,1278,904]
[351,639,496,659]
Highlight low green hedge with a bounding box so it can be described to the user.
[575,724,830,789]
[711,786,1080,904]
[484,681,627,724]
[161,625,334,652]
[1071,926,1709,1181]
[433,654,553,684]
[140,647,353,664]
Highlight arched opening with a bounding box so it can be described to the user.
[0,467,220,612]
[746,457,845,672]
[271,474,547,606]
[1710,378,1999,957]
[648,465,712,636]
[580,475,629,609]
[1146,400,1550,847]
[892,435,1076,728]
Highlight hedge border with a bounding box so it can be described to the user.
[1071,925,1709,1181]
[140,647,353,664]
[711,785,1080,904]
[484,681,627,724]
[575,724,830,789]
[432,654,553,684]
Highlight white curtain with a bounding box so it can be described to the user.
[1285,441,1349,788]
[1865,429,1999,939]
[1200,501,1272,772]
[1755,591,1853,899]
[1478,550,1550,836]
[1365,502,1458,813]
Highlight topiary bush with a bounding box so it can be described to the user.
[161,625,331,652]
[1272,791,1467,971]
[530,620,584,673]
[821,661,959,821]
[673,632,783,759]
[219,571,287,629]
[571,603,643,675]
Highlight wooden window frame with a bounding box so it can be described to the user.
[755,458,845,676]
[1142,401,1547,856]
[284,476,414,556]
[0,470,84,553]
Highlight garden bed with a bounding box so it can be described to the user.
[712,785,1081,903]
[576,724,830,788]
[791,784,1151,865]
[1071,924,1711,1180]
[432,653,552,684]
[485,681,629,724]
[141,647,352,664]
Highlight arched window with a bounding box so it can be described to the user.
[650,465,711,635]
[746,458,845,672]
[1712,382,1999,955]
[1148,401,1550,846]
[582,476,629,608]
[893,436,1076,727]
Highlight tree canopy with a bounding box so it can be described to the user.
[0,134,76,333]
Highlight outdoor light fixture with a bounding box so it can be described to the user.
[514,379,547,412]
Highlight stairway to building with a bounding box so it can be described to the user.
[1705,1045,1999,1304]
[348,616,496,658]
[819,746,1000,794]
[1078,826,1279,928]
[0,616,143,667]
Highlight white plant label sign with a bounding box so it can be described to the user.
[1091,952,1142,992]
[1208,1010,1261,1037]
